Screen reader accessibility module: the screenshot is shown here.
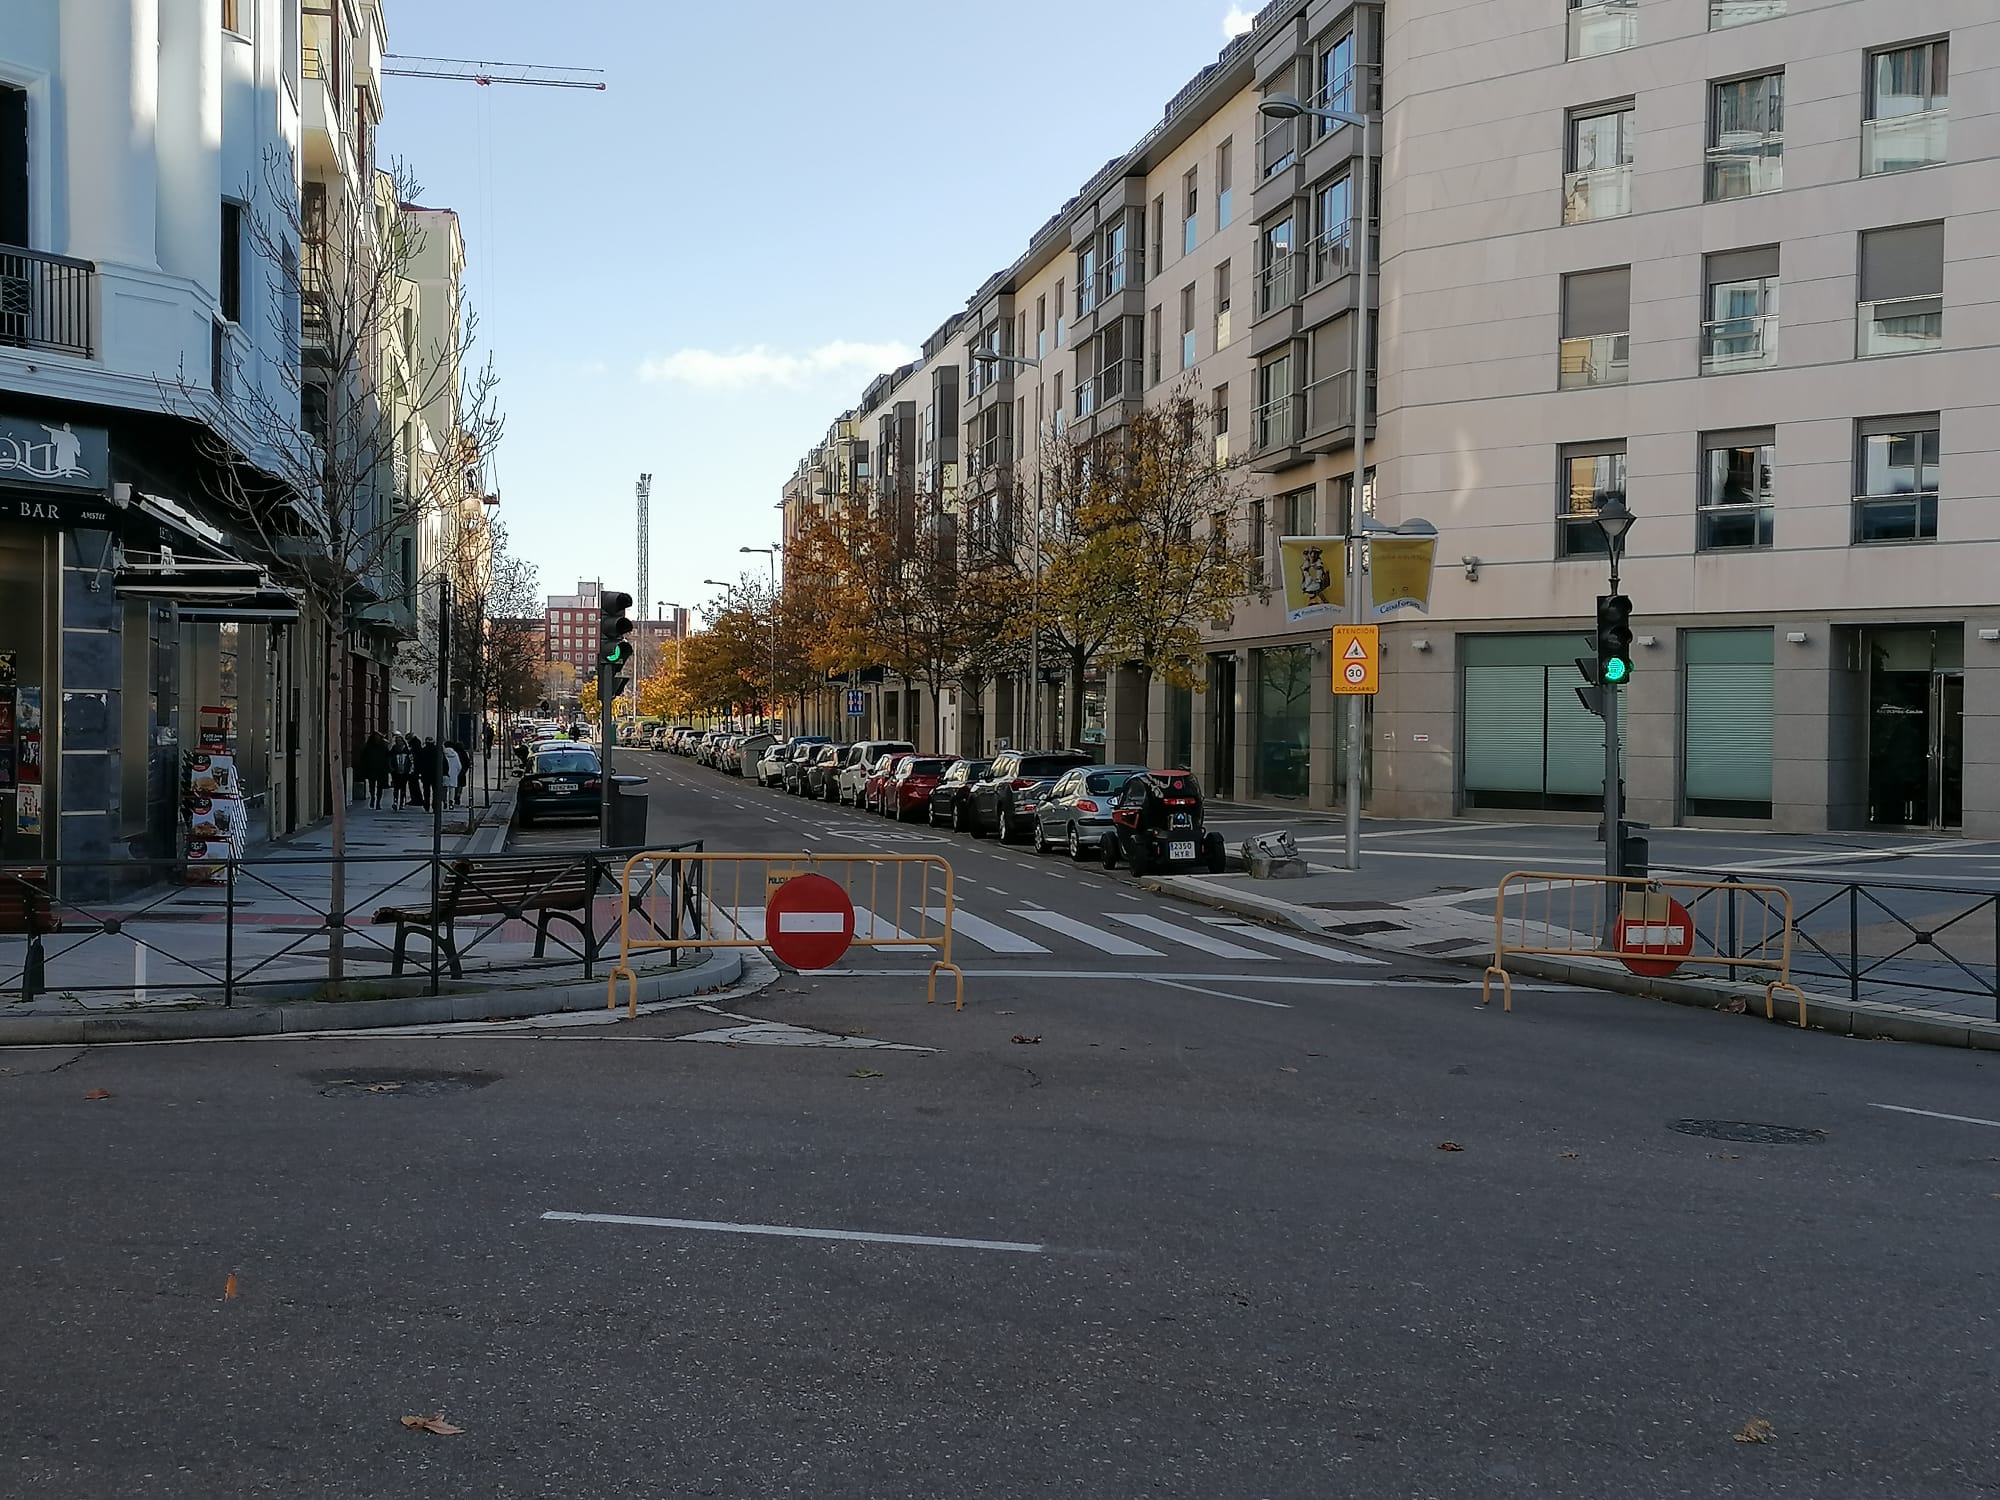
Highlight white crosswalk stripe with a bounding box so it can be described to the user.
[1105,912,1278,960]
[924,907,1050,955]
[1197,916,1387,965]
[1010,908,1164,957]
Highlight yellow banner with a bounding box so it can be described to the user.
[1277,536,1346,623]
[1368,535,1439,616]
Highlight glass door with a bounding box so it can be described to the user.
[1931,671,1963,830]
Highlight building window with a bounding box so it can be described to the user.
[1151,196,1164,276]
[1699,430,1775,550]
[1260,85,1298,178]
[1311,176,1351,285]
[1055,280,1065,348]
[1710,0,1783,28]
[219,201,244,322]
[1213,382,1230,465]
[1866,39,1948,175]
[1559,266,1630,389]
[1569,0,1636,59]
[1148,305,1162,385]
[1857,223,1944,358]
[1255,352,1295,452]
[1683,629,1774,818]
[1183,168,1199,256]
[1214,261,1232,349]
[1247,496,1265,585]
[1036,295,1047,361]
[1103,217,1128,298]
[1708,71,1783,199]
[1280,485,1317,537]
[1254,644,1314,799]
[1559,444,1627,557]
[1180,284,1196,369]
[1076,244,1098,319]
[1312,30,1355,127]
[1854,417,1939,543]
[1564,104,1634,225]
[1257,216,1295,315]
[1306,315,1352,433]
[1703,247,1779,373]
[1217,139,1234,230]
[222,0,243,32]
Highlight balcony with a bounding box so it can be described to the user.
[1563,165,1631,224]
[1856,296,1943,359]
[1864,110,1947,175]
[1700,315,1776,374]
[0,244,95,358]
[1558,332,1629,389]
[1568,0,1637,59]
[1311,225,1353,287]
[1705,139,1782,200]
[1710,0,1785,25]
[1076,360,1141,421]
[1257,252,1301,317]
[1252,393,1299,457]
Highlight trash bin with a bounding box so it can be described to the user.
[607,775,649,848]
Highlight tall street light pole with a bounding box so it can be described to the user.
[741,545,780,731]
[972,347,1045,748]
[1260,75,1374,872]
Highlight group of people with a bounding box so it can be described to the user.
[355,732,472,812]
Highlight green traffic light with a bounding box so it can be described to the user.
[1603,656,1631,685]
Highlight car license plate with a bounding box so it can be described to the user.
[548,779,575,790]
[1169,841,1196,861]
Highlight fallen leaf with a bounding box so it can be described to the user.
[1559,1151,1580,1160]
[82,1089,111,1101]
[1437,1142,1464,1153]
[1010,1034,1041,1045]
[1278,1066,1298,1074]
[1733,1418,1774,1444]
[224,1272,239,1301]
[849,1068,884,1080]
[364,1082,403,1094]
[400,1413,464,1436]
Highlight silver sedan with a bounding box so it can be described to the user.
[1031,764,1146,859]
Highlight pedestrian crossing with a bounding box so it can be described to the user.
[700,899,1384,967]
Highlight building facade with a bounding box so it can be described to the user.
[783,0,2000,838]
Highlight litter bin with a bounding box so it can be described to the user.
[607,774,649,848]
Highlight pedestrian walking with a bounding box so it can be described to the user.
[390,734,414,809]
[359,732,391,809]
[442,740,465,808]
[416,737,440,812]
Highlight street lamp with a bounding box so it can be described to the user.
[1590,495,1637,917]
[741,545,781,732]
[1260,76,1375,872]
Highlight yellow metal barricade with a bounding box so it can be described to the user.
[1481,870,1809,1025]
[605,851,965,1016]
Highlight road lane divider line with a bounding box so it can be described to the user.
[1150,977,1290,1009]
[542,1211,1044,1254]
[1868,1103,2000,1130]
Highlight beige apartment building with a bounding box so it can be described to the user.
[785,0,2000,838]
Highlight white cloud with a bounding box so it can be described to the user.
[1222,5,1255,38]
[636,340,917,391]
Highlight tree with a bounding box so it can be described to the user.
[176,154,502,981]
[1028,440,1130,751]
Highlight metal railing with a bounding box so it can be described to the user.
[1851,489,1937,543]
[1709,0,1785,25]
[1259,113,1296,179]
[1857,296,1942,358]
[1257,251,1300,316]
[1311,225,1352,286]
[1559,332,1630,388]
[1253,392,1299,454]
[1700,314,1776,374]
[0,244,96,358]
[1568,0,1637,59]
[1705,140,1782,200]
[1304,368,1352,436]
[1863,109,1947,176]
[1562,164,1632,225]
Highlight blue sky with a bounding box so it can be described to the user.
[385,1,1259,618]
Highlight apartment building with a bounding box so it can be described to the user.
[784,0,2000,837]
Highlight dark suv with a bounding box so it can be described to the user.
[927,757,992,830]
[967,750,1094,842]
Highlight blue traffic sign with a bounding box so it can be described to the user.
[845,689,866,717]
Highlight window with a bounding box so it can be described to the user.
[1559,267,1629,388]
[1858,223,1943,358]
[1312,176,1351,284]
[1255,352,1295,452]
[1053,373,1064,435]
[1183,168,1199,256]
[1260,86,1298,178]
[1854,417,1939,542]
[1103,218,1128,298]
[1248,496,1266,585]
[219,201,243,322]
[1307,316,1352,431]
[0,84,25,248]
[1866,39,1948,175]
[1313,31,1355,127]
[1180,284,1196,369]
[1214,261,1232,349]
[1151,196,1165,276]
[1217,140,1234,229]
[1258,216,1295,315]
[1708,72,1783,199]
[1054,281,1065,348]
[1281,485,1317,537]
[1699,430,1775,549]
[1037,295,1048,360]
[1148,305,1162,385]
[1077,244,1098,318]
[1702,247,1778,373]
[1558,443,1627,557]
[1710,0,1783,28]
[1569,0,1636,59]
[1213,382,1230,465]
[1564,104,1634,224]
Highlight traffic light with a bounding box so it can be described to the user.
[600,591,635,670]
[1573,656,1605,719]
[1595,593,1634,686]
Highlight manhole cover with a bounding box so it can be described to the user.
[304,1068,499,1098]
[1669,1119,1825,1145]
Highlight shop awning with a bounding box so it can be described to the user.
[114,557,302,623]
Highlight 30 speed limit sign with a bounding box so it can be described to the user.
[1333,625,1379,696]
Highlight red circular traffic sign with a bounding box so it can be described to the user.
[764,872,855,971]
[1614,898,1695,978]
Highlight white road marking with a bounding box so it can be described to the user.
[812,968,1571,990]
[1868,1103,2000,1130]
[852,908,929,945]
[1200,917,1389,965]
[543,1211,1043,1254]
[1011,908,1164,956]
[1150,977,1291,1009]
[987,887,1009,896]
[1107,912,1277,960]
[923,906,1051,955]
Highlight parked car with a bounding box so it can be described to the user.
[966,749,1095,842]
[780,737,832,793]
[837,741,915,806]
[517,745,602,827]
[1032,764,1146,859]
[926,758,992,830]
[886,755,957,821]
[1100,770,1227,875]
[863,753,916,814]
[716,734,747,771]
[730,732,777,777]
[756,735,805,786]
[803,743,845,801]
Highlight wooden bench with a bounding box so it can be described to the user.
[373,859,594,978]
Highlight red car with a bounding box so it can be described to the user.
[863,753,914,814]
[888,755,958,821]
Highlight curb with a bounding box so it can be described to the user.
[0,949,742,1046]
[1145,874,2000,1053]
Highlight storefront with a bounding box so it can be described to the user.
[1460,632,1609,813]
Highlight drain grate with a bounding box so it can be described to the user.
[306,1068,499,1098]
[1670,1119,1825,1145]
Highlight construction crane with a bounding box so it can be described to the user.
[382,54,606,90]
[635,474,652,625]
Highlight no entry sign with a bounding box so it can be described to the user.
[1613,897,1695,978]
[764,871,855,970]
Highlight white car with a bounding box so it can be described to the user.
[835,740,914,806]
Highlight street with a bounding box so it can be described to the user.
[3,750,1998,1497]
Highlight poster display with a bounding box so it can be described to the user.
[16,782,40,836]
[1277,536,1347,623]
[17,687,41,787]
[183,749,246,884]
[1367,534,1441,616]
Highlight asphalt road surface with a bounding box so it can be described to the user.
[3,749,1997,1498]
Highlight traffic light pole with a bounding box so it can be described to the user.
[1601,555,1625,943]
[598,662,615,848]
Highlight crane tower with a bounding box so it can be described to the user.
[635,474,652,624]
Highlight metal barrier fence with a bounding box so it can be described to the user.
[0,843,702,1007]
[606,851,964,1016]
[1482,870,1808,1024]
